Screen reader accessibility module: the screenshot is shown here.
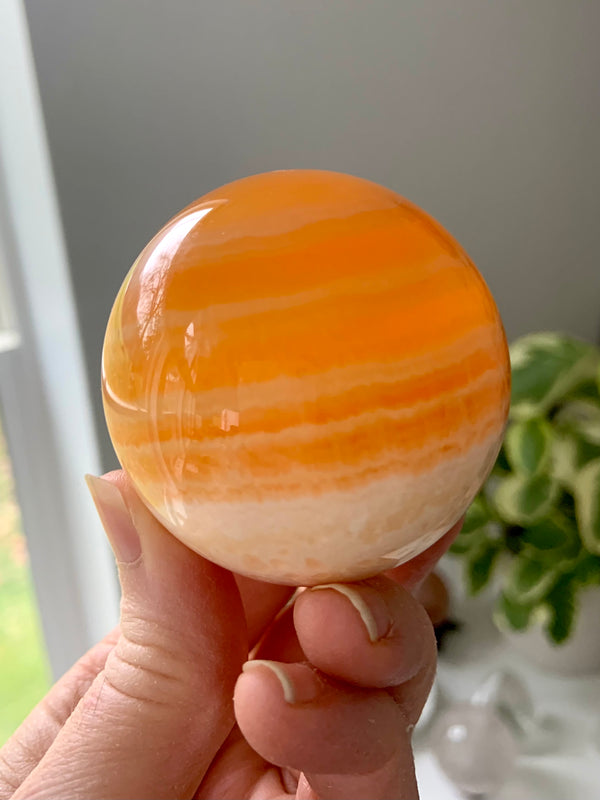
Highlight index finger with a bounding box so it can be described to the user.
[0,628,120,800]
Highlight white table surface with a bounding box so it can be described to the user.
[412,562,600,800]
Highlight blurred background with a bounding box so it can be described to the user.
[1,1,599,796]
[25,0,600,468]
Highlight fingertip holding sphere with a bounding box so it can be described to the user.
[234,660,403,774]
[102,170,510,585]
[294,579,435,688]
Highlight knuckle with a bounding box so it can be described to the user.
[102,632,193,708]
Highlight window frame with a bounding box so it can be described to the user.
[0,0,119,680]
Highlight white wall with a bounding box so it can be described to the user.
[24,0,600,468]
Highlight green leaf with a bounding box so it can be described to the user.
[493,473,560,525]
[569,378,600,402]
[449,527,485,555]
[504,418,553,475]
[462,496,493,533]
[493,446,511,475]
[573,553,600,586]
[506,554,560,604]
[554,398,600,446]
[495,591,535,631]
[544,575,577,644]
[450,496,496,556]
[467,541,501,594]
[520,517,569,550]
[551,430,600,489]
[574,458,600,555]
[509,333,600,420]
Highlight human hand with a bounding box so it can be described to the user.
[0,471,461,800]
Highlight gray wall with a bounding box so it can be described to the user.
[25,1,600,469]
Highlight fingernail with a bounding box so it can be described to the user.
[242,660,320,705]
[310,583,392,642]
[85,474,142,563]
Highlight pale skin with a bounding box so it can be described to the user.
[0,471,462,800]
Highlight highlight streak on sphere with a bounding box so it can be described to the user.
[102,170,510,585]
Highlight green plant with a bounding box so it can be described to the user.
[451,332,600,644]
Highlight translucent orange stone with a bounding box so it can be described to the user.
[102,170,510,585]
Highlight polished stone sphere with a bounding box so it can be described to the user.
[102,170,510,584]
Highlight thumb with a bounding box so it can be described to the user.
[14,471,247,800]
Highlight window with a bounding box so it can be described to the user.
[0,414,49,742]
[0,0,119,732]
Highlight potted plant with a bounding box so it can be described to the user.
[450,332,600,673]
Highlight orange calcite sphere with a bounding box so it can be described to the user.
[102,170,510,585]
